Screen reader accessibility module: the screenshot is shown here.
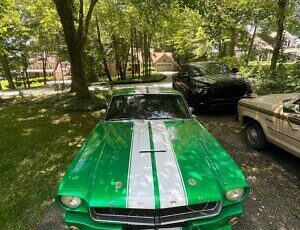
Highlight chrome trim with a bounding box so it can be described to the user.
[89,202,222,226]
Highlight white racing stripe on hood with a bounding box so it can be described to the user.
[127,121,155,209]
[151,121,187,208]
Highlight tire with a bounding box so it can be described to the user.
[245,120,268,150]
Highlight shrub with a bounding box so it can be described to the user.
[241,62,300,95]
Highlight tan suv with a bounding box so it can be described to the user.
[238,93,300,158]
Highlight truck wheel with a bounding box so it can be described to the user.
[245,120,268,150]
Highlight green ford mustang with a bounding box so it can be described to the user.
[56,87,250,230]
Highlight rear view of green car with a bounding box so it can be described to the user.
[56,87,250,230]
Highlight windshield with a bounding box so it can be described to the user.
[198,63,230,75]
[106,94,191,120]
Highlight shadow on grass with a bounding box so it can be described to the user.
[0,94,104,229]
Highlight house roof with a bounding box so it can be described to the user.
[270,30,298,40]
[254,37,273,51]
[135,50,177,66]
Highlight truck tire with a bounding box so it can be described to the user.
[245,120,268,150]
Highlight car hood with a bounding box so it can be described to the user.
[239,93,300,112]
[194,74,248,86]
[58,119,247,209]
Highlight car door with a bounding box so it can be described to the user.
[277,99,300,157]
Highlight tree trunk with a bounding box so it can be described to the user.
[96,17,111,81]
[41,51,48,85]
[148,35,152,76]
[1,53,15,89]
[143,32,149,77]
[270,0,287,76]
[218,40,227,58]
[130,26,135,78]
[59,60,65,90]
[229,26,237,57]
[246,25,257,65]
[22,51,30,88]
[112,34,122,80]
[53,0,90,98]
[135,28,141,78]
[123,47,130,80]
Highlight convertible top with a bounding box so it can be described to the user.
[112,87,181,96]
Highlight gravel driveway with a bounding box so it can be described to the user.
[197,111,300,230]
[37,110,300,230]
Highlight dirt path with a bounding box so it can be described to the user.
[37,112,300,230]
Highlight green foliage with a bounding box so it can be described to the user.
[240,62,300,95]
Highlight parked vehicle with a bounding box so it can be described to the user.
[56,87,249,230]
[238,93,300,158]
[172,62,253,109]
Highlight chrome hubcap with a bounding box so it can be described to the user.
[247,127,258,144]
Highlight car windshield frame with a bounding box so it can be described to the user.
[105,93,192,121]
[197,62,231,75]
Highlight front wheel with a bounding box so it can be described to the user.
[245,120,268,150]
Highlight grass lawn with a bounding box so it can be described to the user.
[0,96,102,229]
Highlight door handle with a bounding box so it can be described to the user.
[265,117,274,122]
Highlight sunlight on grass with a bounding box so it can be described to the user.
[0,96,101,229]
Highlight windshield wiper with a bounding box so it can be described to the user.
[108,118,133,121]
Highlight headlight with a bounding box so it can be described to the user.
[195,81,205,87]
[60,196,82,209]
[226,188,245,201]
[194,82,208,94]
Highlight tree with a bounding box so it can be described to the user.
[270,0,288,76]
[31,0,60,85]
[53,0,99,98]
[0,0,17,89]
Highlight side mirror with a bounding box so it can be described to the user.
[232,67,239,74]
[189,107,195,114]
[283,103,299,114]
[179,71,189,78]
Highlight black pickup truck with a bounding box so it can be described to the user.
[172,62,253,109]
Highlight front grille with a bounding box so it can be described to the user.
[211,84,248,99]
[90,201,222,226]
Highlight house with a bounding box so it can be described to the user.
[279,31,300,59]
[236,30,300,61]
[235,36,273,60]
[107,49,178,76]
[150,51,179,72]
[27,54,71,80]
[256,30,300,61]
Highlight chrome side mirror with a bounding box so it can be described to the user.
[189,107,195,114]
[283,103,299,114]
